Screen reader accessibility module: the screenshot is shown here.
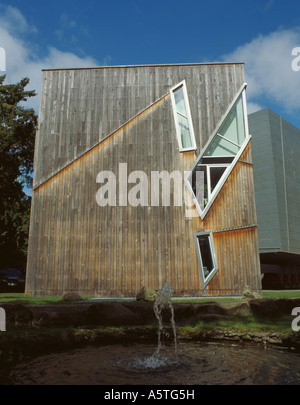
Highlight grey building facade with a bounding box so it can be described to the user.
[249,108,300,289]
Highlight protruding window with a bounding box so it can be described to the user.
[170,80,197,152]
[194,231,218,289]
[205,93,246,157]
[192,163,231,210]
[186,84,250,219]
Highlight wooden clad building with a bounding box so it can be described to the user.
[26,63,262,297]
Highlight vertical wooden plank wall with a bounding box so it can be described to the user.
[203,143,261,295]
[26,64,261,297]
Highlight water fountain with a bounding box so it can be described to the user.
[5,284,300,385]
[153,283,178,360]
[129,283,179,369]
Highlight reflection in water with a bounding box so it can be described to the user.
[8,341,300,385]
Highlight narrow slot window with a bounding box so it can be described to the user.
[194,231,218,289]
[170,81,197,152]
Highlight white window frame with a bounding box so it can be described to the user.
[194,231,218,290]
[170,80,197,152]
[197,163,231,201]
[185,83,251,220]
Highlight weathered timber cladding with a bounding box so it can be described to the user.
[26,64,261,297]
[34,64,244,188]
[190,143,261,296]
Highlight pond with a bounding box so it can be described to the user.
[7,341,300,385]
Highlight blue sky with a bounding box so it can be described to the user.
[1,0,300,128]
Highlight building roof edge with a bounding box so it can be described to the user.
[41,61,245,72]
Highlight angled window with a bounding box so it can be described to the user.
[194,231,218,289]
[186,84,250,219]
[204,92,246,157]
[170,80,197,152]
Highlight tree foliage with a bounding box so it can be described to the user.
[0,75,37,271]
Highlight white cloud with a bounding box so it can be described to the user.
[223,28,300,115]
[246,101,263,115]
[0,5,37,34]
[15,46,98,110]
[264,0,274,11]
[0,6,100,112]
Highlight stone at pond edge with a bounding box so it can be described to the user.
[249,298,299,318]
[86,302,155,326]
[136,287,157,302]
[1,304,33,326]
[243,287,262,299]
[61,292,83,302]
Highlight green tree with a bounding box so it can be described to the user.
[0,75,37,271]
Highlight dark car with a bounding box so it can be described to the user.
[0,268,25,292]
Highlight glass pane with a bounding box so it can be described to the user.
[197,235,214,279]
[204,135,239,157]
[218,110,238,144]
[192,166,208,210]
[178,114,192,148]
[210,166,227,193]
[218,95,245,146]
[187,90,248,217]
[174,86,187,116]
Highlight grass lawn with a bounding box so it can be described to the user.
[0,293,64,305]
[262,290,300,299]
